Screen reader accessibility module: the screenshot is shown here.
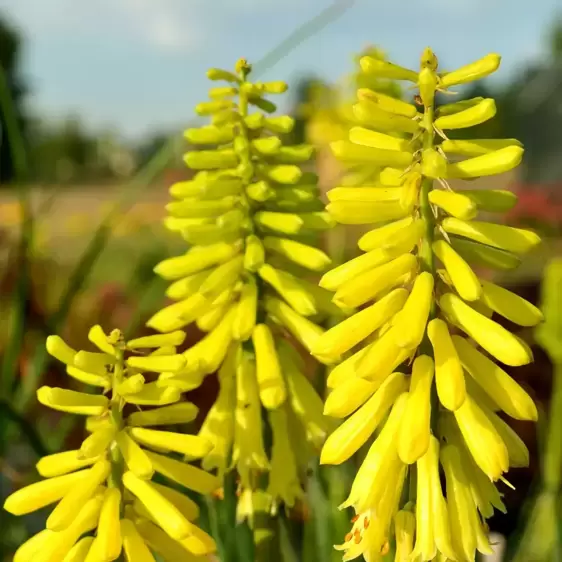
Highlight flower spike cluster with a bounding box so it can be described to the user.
[148,59,332,510]
[313,48,542,561]
[4,327,220,562]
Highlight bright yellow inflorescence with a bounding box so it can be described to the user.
[4,327,220,562]
[147,59,332,511]
[313,49,542,561]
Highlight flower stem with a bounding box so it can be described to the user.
[108,346,125,498]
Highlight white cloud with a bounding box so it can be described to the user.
[0,0,299,53]
[0,0,203,52]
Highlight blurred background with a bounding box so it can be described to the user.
[0,1,562,561]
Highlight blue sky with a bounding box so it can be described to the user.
[1,0,560,140]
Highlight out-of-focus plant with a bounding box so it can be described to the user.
[313,48,542,561]
[509,258,562,562]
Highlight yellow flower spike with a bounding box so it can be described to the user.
[96,488,122,561]
[421,148,448,179]
[483,406,530,467]
[394,509,415,561]
[46,335,77,366]
[333,253,417,309]
[122,471,194,541]
[115,431,154,480]
[232,349,270,485]
[320,243,412,291]
[121,519,156,562]
[356,327,412,382]
[87,325,117,356]
[428,318,466,411]
[4,470,89,516]
[429,189,478,220]
[340,392,408,512]
[252,324,287,409]
[397,355,434,464]
[454,395,509,480]
[440,53,501,88]
[46,459,111,531]
[36,450,99,478]
[323,375,380,418]
[311,288,408,363]
[258,264,317,316]
[433,239,482,301]
[78,427,115,460]
[129,427,212,459]
[62,536,94,562]
[453,335,537,421]
[264,297,324,353]
[447,146,524,179]
[37,387,109,416]
[479,279,543,327]
[126,402,199,427]
[440,444,478,561]
[434,98,496,130]
[393,272,434,349]
[267,408,304,508]
[321,372,408,465]
[440,292,532,366]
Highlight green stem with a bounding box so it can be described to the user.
[418,106,435,278]
[108,346,125,496]
[543,363,562,492]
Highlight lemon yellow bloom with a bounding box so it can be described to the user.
[4,328,219,561]
[318,47,539,562]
